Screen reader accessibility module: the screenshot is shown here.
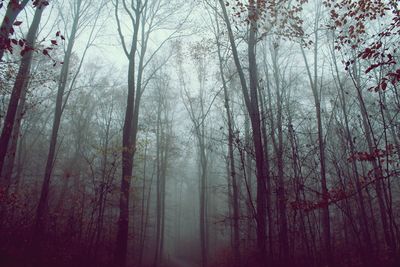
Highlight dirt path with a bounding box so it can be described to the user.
[166,257,199,267]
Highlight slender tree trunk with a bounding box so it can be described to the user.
[160,135,167,263]
[0,85,26,229]
[218,2,267,264]
[270,44,289,264]
[199,139,208,267]
[247,6,267,265]
[315,93,333,266]
[34,0,81,243]
[352,62,395,253]
[244,114,254,248]
[154,103,162,267]
[216,25,241,266]
[138,133,149,267]
[154,97,169,267]
[94,113,112,257]
[301,35,333,264]
[288,121,313,265]
[0,79,27,188]
[331,46,373,263]
[260,43,275,259]
[114,3,142,263]
[0,2,45,177]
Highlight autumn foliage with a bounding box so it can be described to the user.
[325,0,400,91]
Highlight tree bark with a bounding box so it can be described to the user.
[0,80,27,189]
[114,3,142,265]
[0,1,45,182]
[0,0,29,61]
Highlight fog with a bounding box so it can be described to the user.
[0,1,399,267]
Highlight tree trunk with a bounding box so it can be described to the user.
[33,0,81,243]
[244,114,254,248]
[199,138,208,267]
[215,23,241,266]
[331,46,373,264]
[0,1,45,183]
[301,34,333,264]
[270,44,289,264]
[154,96,169,267]
[353,62,395,253]
[0,80,27,189]
[217,2,267,264]
[0,0,29,61]
[115,5,142,265]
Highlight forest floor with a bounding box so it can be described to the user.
[164,257,199,267]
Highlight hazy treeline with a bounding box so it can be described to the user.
[0,1,399,267]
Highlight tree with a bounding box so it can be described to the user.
[217,1,268,264]
[33,0,103,249]
[300,5,333,263]
[113,0,188,265]
[181,41,211,267]
[0,0,30,61]
[0,0,48,182]
[212,7,241,265]
[325,0,400,259]
[153,70,173,267]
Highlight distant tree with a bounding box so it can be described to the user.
[181,41,211,267]
[112,0,188,265]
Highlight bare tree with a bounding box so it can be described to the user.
[217,1,268,264]
[33,0,103,247]
[213,10,241,266]
[180,41,212,267]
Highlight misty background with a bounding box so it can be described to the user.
[0,1,399,267]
